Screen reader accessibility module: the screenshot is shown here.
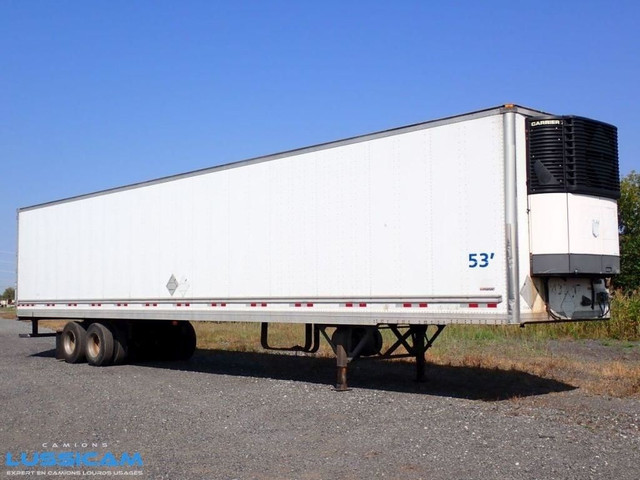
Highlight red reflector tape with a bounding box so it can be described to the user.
[488,303,498,308]
[469,303,479,308]
[345,303,353,308]
[306,303,313,307]
[419,303,428,308]
[359,303,367,307]
[294,303,302,307]
[403,303,412,308]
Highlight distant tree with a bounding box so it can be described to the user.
[613,171,640,292]
[1,287,15,302]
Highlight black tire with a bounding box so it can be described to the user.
[85,322,115,366]
[331,326,383,357]
[127,321,172,361]
[172,321,197,361]
[127,321,196,362]
[352,327,383,356]
[109,323,129,365]
[61,322,87,364]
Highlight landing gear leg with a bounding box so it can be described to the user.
[333,327,350,391]
[381,324,446,382]
[411,325,427,382]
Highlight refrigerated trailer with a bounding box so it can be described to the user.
[16,104,620,388]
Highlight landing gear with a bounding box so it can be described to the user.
[324,325,445,390]
[332,327,350,391]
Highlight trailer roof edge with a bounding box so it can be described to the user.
[19,104,549,212]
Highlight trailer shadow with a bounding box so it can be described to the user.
[133,348,575,401]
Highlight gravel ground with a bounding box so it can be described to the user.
[1,319,639,480]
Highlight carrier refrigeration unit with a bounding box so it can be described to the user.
[16,104,620,389]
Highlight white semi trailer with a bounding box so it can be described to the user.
[16,105,620,389]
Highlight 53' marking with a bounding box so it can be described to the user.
[468,252,495,268]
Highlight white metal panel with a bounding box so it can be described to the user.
[528,193,570,255]
[527,193,619,257]
[17,113,511,323]
[567,194,619,255]
[429,115,507,297]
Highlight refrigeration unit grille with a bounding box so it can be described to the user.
[526,115,619,199]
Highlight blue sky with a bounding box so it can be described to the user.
[1,0,639,291]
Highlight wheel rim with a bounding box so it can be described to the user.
[87,333,100,358]
[63,331,76,355]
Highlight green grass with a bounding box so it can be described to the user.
[0,307,16,319]
[436,290,640,343]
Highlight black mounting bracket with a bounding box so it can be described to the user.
[260,323,321,353]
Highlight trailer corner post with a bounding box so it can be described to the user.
[503,109,520,323]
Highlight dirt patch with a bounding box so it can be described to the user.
[548,338,640,362]
[430,338,640,398]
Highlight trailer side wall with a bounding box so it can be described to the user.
[18,114,509,323]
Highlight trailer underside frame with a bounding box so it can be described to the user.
[260,322,446,390]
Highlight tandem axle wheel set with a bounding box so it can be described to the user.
[21,319,197,366]
[22,319,445,389]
